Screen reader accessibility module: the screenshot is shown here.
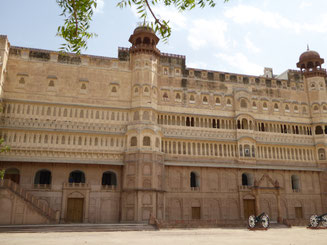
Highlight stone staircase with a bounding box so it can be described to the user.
[0,179,59,223]
[0,223,157,233]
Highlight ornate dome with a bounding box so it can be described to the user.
[299,50,321,63]
[296,46,324,70]
[128,25,160,56]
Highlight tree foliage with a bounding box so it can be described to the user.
[57,0,229,53]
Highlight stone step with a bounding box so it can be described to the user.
[0,223,157,233]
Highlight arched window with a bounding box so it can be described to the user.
[144,87,149,93]
[102,171,117,186]
[203,96,208,104]
[242,173,249,186]
[302,106,307,114]
[315,126,323,135]
[240,99,247,108]
[69,170,85,183]
[242,173,253,186]
[252,101,257,108]
[143,136,151,146]
[294,105,298,112]
[130,136,137,146]
[175,93,181,101]
[227,99,231,106]
[81,83,86,90]
[34,170,52,185]
[244,144,251,157]
[242,119,248,130]
[163,92,169,101]
[274,103,279,111]
[134,87,139,94]
[48,80,55,87]
[318,148,326,160]
[291,175,300,191]
[215,97,221,105]
[190,95,195,103]
[133,111,139,121]
[263,102,268,110]
[314,105,319,112]
[4,168,20,184]
[190,172,200,188]
[142,111,150,120]
[111,86,117,93]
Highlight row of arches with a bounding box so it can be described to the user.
[130,136,160,148]
[162,140,237,157]
[239,98,312,115]
[162,92,233,106]
[158,114,314,136]
[1,131,124,149]
[190,171,301,191]
[162,139,317,162]
[3,103,129,122]
[4,168,117,186]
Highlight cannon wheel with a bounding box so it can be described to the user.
[321,215,327,227]
[248,215,256,228]
[310,215,319,227]
[261,214,269,228]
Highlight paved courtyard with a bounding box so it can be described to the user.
[0,227,326,245]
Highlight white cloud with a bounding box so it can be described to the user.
[152,6,187,30]
[187,19,228,50]
[130,5,187,30]
[225,5,301,31]
[216,52,263,75]
[300,1,312,9]
[94,0,104,14]
[187,61,208,69]
[244,34,260,54]
[225,4,327,34]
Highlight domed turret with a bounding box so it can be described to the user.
[129,26,160,56]
[296,46,325,77]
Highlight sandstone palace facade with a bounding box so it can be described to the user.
[0,27,326,226]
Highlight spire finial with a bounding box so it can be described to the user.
[307,44,309,51]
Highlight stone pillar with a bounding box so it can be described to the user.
[276,190,282,223]
[254,189,260,216]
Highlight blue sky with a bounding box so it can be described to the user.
[1,0,327,76]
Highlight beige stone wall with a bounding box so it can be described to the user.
[0,30,326,224]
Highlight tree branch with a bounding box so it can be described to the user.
[72,0,78,35]
[144,0,166,30]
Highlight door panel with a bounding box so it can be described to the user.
[192,207,201,220]
[66,198,84,223]
[243,199,255,219]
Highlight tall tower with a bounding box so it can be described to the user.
[121,26,164,222]
[0,35,9,99]
[297,48,327,212]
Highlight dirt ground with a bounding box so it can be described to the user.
[0,227,326,245]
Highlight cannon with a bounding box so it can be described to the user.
[309,213,327,228]
[248,212,270,229]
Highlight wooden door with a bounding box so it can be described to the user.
[66,198,84,223]
[295,207,303,219]
[243,199,255,219]
[192,207,201,220]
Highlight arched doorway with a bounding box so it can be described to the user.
[66,192,84,223]
[243,195,256,219]
[4,168,20,184]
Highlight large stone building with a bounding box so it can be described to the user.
[0,26,326,225]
